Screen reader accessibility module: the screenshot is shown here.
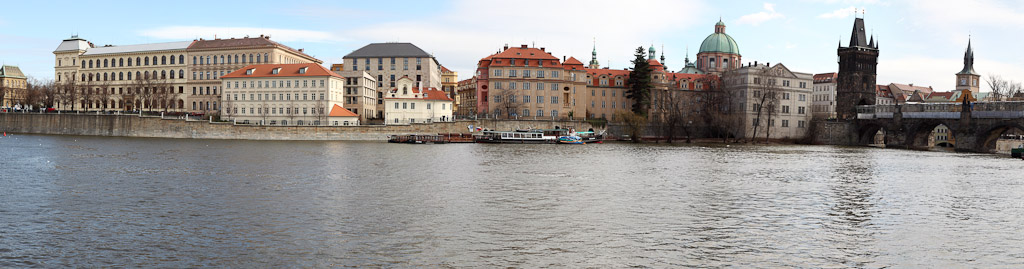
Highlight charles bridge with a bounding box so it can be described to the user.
[841,101,1024,153]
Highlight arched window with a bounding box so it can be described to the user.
[192,102,196,110]
[127,72,132,80]
[193,56,197,65]
[263,53,268,63]
[178,99,184,109]
[206,56,210,65]
[152,56,158,66]
[119,72,124,80]
[170,56,175,65]
[89,60,93,68]
[179,70,184,79]
[103,59,108,67]
[88,73,93,81]
[249,54,254,63]
[161,70,167,79]
[179,55,184,65]
[212,55,216,65]
[119,58,124,67]
[81,74,86,81]
[220,55,224,64]
[81,60,86,68]
[234,55,239,63]
[163,56,167,65]
[144,57,149,66]
[103,73,108,81]
[135,71,140,80]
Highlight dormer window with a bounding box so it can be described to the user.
[245,68,254,75]
[298,67,308,74]
[272,68,281,74]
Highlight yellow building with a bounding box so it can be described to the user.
[1,65,28,108]
[474,44,588,120]
[441,66,458,114]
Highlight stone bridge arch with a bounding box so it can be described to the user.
[906,119,960,150]
[974,122,1024,153]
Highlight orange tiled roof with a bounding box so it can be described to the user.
[490,46,559,60]
[329,104,358,117]
[222,63,342,79]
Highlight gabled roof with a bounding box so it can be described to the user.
[0,65,26,79]
[344,43,432,58]
[489,46,559,61]
[189,36,319,62]
[329,104,358,117]
[221,63,342,79]
[813,72,837,82]
[82,41,193,56]
[54,36,93,52]
[384,84,453,101]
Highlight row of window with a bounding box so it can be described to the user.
[492,95,560,104]
[492,69,561,79]
[492,58,560,67]
[227,92,325,101]
[391,102,447,110]
[192,70,228,80]
[231,107,322,115]
[82,55,185,69]
[225,79,326,89]
[351,57,424,71]
[753,119,808,128]
[493,108,559,118]
[193,53,268,66]
[73,99,185,110]
[493,82,561,91]
[752,104,808,115]
[79,70,185,82]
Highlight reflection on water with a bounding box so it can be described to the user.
[2,135,1024,267]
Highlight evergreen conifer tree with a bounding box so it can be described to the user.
[626,46,652,115]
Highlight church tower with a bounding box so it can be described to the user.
[955,38,980,94]
[835,17,879,120]
[589,39,600,69]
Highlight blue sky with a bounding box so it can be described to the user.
[2,0,1022,92]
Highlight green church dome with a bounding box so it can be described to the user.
[699,20,740,56]
[699,33,740,55]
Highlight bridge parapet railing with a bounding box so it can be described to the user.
[973,101,1024,112]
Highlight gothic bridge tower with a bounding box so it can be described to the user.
[836,17,879,120]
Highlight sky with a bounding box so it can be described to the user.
[2,0,1023,92]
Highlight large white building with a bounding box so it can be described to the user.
[52,35,321,114]
[726,63,813,140]
[220,63,358,126]
[342,43,443,119]
[384,76,453,125]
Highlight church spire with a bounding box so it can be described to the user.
[648,43,656,60]
[589,37,599,69]
[958,36,977,75]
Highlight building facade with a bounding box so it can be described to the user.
[1,65,27,108]
[440,66,458,114]
[52,35,321,114]
[474,44,588,120]
[455,78,476,118]
[334,70,377,122]
[811,72,837,120]
[584,60,707,121]
[835,17,879,120]
[220,63,356,126]
[727,63,813,140]
[383,76,453,124]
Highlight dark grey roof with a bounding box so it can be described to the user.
[849,18,868,48]
[343,43,432,59]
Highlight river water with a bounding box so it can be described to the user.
[2,134,1023,267]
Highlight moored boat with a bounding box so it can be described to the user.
[558,136,585,144]
[474,129,569,144]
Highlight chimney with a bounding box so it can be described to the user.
[767,62,770,66]
[909,83,914,86]
[540,47,545,52]
[754,61,757,66]
[299,48,304,52]
[520,44,528,49]
[503,44,509,50]
[563,56,566,61]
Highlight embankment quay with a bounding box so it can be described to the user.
[0,113,595,141]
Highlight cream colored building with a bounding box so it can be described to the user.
[727,63,813,140]
[441,66,458,114]
[220,63,357,126]
[335,70,377,122]
[811,72,837,120]
[1,65,27,108]
[52,35,321,114]
[384,76,453,125]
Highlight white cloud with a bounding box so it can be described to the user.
[737,3,785,26]
[906,0,1024,28]
[139,26,345,43]
[344,0,708,79]
[818,6,860,19]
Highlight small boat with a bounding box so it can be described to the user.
[474,129,569,144]
[1012,146,1024,158]
[558,136,585,144]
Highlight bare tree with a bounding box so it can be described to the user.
[23,78,44,111]
[31,78,57,110]
[95,80,115,112]
[698,73,744,143]
[287,95,297,124]
[655,88,699,143]
[615,110,648,143]
[986,74,1023,101]
[492,88,523,119]
[751,66,782,143]
[122,81,139,112]
[313,91,327,125]
[134,76,157,112]
[153,80,179,113]
[55,77,82,111]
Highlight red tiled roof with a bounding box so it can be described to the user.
[441,66,452,73]
[221,63,342,79]
[563,57,584,65]
[814,72,837,82]
[647,59,663,66]
[490,46,559,60]
[329,104,358,117]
